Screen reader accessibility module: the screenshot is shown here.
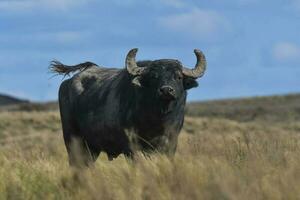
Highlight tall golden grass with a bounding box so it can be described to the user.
[0,111,300,199]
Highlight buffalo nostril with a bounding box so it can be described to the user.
[159,86,176,100]
[159,86,175,95]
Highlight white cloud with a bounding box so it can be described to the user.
[0,0,92,11]
[290,0,300,9]
[108,0,136,6]
[235,0,259,5]
[159,8,230,39]
[0,0,187,11]
[272,42,300,63]
[159,0,186,8]
[283,0,300,11]
[0,30,90,46]
[99,0,187,8]
[42,31,89,44]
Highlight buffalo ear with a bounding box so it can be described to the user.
[183,77,198,90]
[132,76,142,87]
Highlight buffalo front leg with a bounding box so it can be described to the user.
[64,134,100,167]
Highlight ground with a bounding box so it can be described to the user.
[0,94,300,200]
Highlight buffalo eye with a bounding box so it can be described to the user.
[176,73,183,81]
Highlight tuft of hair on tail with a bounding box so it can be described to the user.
[49,60,97,78]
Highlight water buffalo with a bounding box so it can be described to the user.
[51,48,206,165]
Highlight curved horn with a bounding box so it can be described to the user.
[182,49,207,78]
[125,48,145,76]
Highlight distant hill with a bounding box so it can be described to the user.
[186,93,300,122]
[0,94,29,106]
[0,94,58,111]
[0,93,299,122]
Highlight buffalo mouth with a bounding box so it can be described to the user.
[160,94,176,101]
[160,100,175,115]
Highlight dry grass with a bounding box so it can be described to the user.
[0,111,300,199]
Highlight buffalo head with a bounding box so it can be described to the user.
[125,48,206,105]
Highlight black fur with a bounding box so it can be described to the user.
[52,58,199,166]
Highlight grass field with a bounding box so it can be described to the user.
[0,94,300,199]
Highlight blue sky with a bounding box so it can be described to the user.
[0,0,299,102]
